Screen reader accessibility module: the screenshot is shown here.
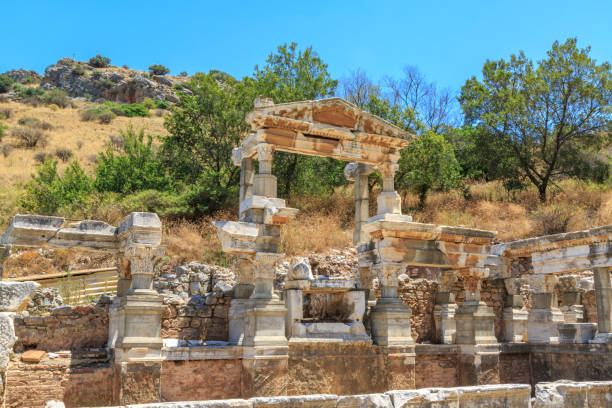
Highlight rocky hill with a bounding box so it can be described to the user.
[3,58,185,104]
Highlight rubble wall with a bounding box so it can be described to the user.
[414,348,459,388]
[2,354,113,408]
[161,360,242,402]
[161,294,231,341]
[13,300,110,352]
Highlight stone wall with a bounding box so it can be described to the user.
[2,352,113,408]
[161,293,231,341]
[161,360,242,401]
[13,300,110,352]
[414,349,458,388]
[399,278,437,342]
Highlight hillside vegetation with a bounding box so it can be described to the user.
[0,39,610,273]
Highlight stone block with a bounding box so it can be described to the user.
[21,349,46,362]
[336,393,392,407]
[0,312,16,371]
[455,301,496,345]
[250,394,336,407]
[0,281,39,312]
[126,401,252,408]
[503,307,528,342]
[376,191,401,215]
[387,388,459,408]
[528,307,564,344]
[558,323,597,344]
[433,303,457,344]
[243,299,288,347]
[533,380,588,408]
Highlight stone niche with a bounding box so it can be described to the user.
[285,274,369,343]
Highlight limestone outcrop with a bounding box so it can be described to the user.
[1,68,42,84]
[40,58,180,103]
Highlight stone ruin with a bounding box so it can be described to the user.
[0,97,611,407]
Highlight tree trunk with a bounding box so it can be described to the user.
[418,189,428,210]
[538,183,547,202]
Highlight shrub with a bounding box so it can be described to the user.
[76,140,83,150]
[119,103,149,117]
[22,97,42,107]
[21,159,94,214]
[148,64,170,75]
[154,108,164,117]
[0,75,13,93]
[80,105,116,124]
[34,152,52,164]
[0,122,6,141]
[55,147,73,162]
[71,65,85,76]
[89,54,111,68]
[179,71,188,77]
[98,111,116,124]
[0,107,12,119]
[18,117,53,130]
[1,144,13,157]
[13,84,44,99]
[95,126,172,194]
[143,98,168,110]
[142,98,156,109]
[42,89,71,108]
[122,64,130,69]
[108,134,124,150]
[120,189,191,218]
[11,126,48,148]
[530,204,581,236]
[91,70,102,80]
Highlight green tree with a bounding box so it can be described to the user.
[161,72,255,213]
[253,42,341,196]
[0,75,13,93]
[89,54,111,68]
[397,131,463,209]
[149,64,170,75]
[460,38,612,201]
[95,127,172,194]
[21,160,94,214]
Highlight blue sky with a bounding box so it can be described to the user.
[1,1,610,92]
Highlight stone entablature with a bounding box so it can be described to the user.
[232,97,412,168]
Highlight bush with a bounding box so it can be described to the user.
[89,54,111,68]
[119,103,149,117]
[154,108,164,117]
[0,107,11,119]
[0,122,6,141]
[21,159,94,214]
[42,89,71,108]
[143,98,168,110]
[34,152,52,164]
[13,84,44,99]
[1,144,13,157]
[95,126,172,194]
[108,134,124,150]
[98,111,116,124]
[80,105,116,124]
[179,71,188,77]
[148,64,170,75]
[71,65,85,76]
[55,147,73,162]
[11,126,48,148]
[18,117,53,130]
[0,75,13,93]
[120,189,191,218]
[530,204,581,236]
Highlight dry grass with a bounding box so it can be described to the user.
[0,99,167,186]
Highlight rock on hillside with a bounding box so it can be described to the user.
[40,58,180,104]
[2,69,42,84]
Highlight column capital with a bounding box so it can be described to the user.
[123,244,165,293]
[256,143,275,162]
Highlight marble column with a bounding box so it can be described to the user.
[376,160,402,216]
[503,278,527,342]
[239,157,255,215]
[591,267,612,344]
[526,275,563,344]
[370,262,414,346]
[344,162,374,245]
[433,270,458,344]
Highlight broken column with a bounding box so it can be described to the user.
[526,275,564,344]
[503,278,527,342]
[433,270,458,344]
[591,267,612,344]
[376,160,402,218]
[558,275,585,323]
[344,162,374,245]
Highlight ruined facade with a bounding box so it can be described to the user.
[0,98,611,407]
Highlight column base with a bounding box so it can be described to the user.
[457,344,501,386]
[455,300,497,345]
[527,307,564,344]
[370,298,414,346]
[241,346,288,398]
[243,298,288,347]
[112,361,161,405]
[561,305,584,323]
[503,307,528,343]
[114,293,164,362]
[433,302,457,344]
